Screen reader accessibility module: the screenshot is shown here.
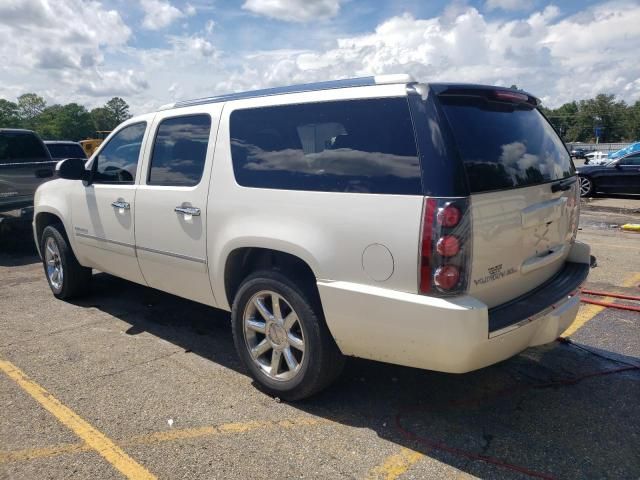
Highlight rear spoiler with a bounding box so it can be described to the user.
[430,84,540,108]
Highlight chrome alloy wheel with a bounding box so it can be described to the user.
[579,176,592,196]
[44,237,63,292]
[243,290,306,381]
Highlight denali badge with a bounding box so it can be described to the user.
[474,264,518,286]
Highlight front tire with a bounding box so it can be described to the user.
[41,225,92,299]
[578,176,594,197]
[231,270,344,401]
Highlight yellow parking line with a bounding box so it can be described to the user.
[1,417,328,464]
[365,447,424,480]
[561,272,640,337]
[0,359,156,479]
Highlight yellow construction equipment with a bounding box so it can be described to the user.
[80,131,111,158]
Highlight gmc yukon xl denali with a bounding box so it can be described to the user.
[33,75,590,399]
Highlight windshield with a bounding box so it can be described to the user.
[439,96,574,193]
[46,143,86,159]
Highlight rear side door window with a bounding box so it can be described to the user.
[229,98,422,195]
[147,114,212,186]
[93,123,146,184]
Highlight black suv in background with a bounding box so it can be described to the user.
[0,129,54,224]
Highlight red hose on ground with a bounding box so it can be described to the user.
[394,342,639,480]
[579,297,640,312]
[580,289,640,302]
[579,288,640,312]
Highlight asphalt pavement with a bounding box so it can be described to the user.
[1,203,639,480]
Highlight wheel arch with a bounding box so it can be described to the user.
[34,208,69,258]
[220,243,322,312]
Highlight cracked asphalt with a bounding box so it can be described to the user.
[1,204,639,480]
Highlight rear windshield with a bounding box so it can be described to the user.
[46,143,86,159]
[0,132,49,163]
[439,96,574,193]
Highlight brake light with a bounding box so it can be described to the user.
[437,205,461,227]
[419,198,472,296]
[436,235,460,257]
[492,90,529,103]
[434,266,460,290]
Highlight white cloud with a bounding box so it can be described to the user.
[242,0,341,22]
[215,2,640,108]
[140,0,191,30]
[485,0,533,11]
[0,0,141,103]
[1,0,639,115]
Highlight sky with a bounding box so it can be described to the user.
[0,0,639,114]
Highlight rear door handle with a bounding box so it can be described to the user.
[174,206,201,216]
[111,201,130,210]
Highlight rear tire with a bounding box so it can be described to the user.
[578,176,594,197]
[231,270,344,401]
[41,225,92,299]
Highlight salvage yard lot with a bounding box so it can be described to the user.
[1,206,639,479]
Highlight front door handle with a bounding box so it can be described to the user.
[175,206,201,216]
[111,200,130,210]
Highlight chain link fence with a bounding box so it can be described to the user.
[566,142,633,153]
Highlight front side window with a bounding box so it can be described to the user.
[230,98,422,194]
[93,123,146,184]
[0,133,49,164]
[148,114,211,186]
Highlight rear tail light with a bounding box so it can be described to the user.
[419,197,472,296]
[437,205,461,227]
[436,235,460,257]
[434,265,460,290]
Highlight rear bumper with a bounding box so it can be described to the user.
[318,242,590,373]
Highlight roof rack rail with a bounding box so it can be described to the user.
[158,74,415,111]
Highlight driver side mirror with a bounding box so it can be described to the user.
[614,162,622,169]
[56,158,91,181]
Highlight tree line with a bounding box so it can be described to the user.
[540,94,639,144]
[0,94,132,142]
[0,90,638,144]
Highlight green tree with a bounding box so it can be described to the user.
[624,100,640,141]
[90,107,113,131]
[0,99,20,128]
[104,97,131,127]
[36,103,93,141]
[17,93,46,129]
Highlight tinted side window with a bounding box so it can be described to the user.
[46,143,86,159]
[148,114,211,186]
[0,133,49,164]
[94,123,146,184]
[620,155,640,165]
[230,98,421,194]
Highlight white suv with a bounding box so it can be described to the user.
[33,75,590,400]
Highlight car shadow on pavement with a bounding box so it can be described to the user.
[0,225,39,267]
[74,272,640,479]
